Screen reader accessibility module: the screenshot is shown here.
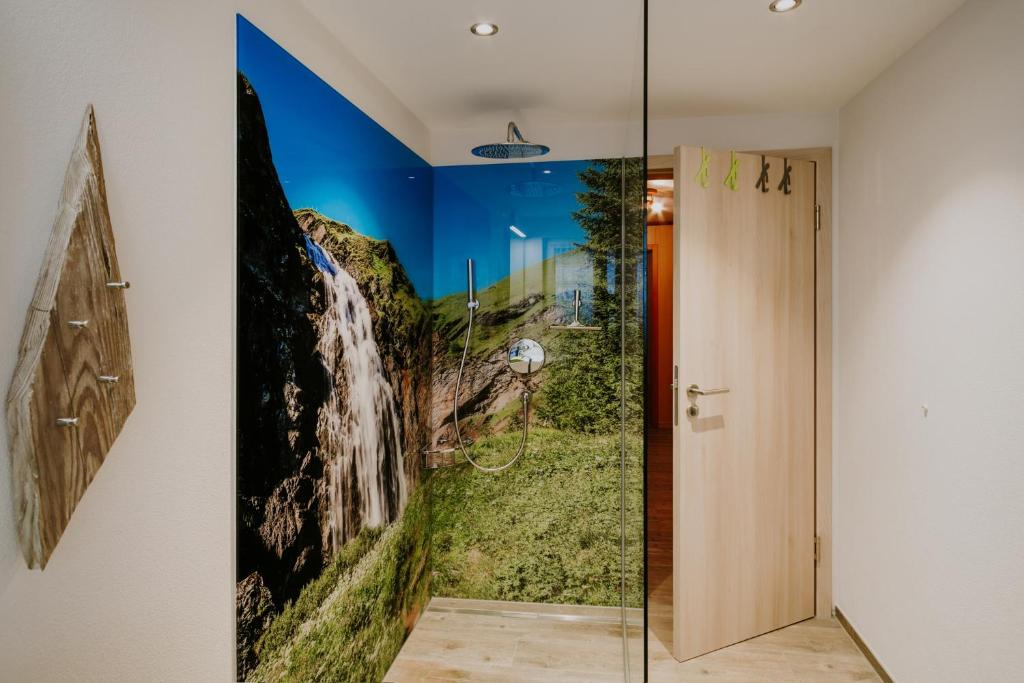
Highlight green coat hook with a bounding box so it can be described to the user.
[695,147,711,188]
[723,151,740,191]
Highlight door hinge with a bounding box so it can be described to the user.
[815,204,822,232]
[814,536,822,565]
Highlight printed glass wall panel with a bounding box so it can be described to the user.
[429,159,645,615]
[236,17,433,682]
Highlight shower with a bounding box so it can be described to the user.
[471,121,550,159]
[452,258,543,472]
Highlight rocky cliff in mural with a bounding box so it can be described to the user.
[430,278,556,448]
[237,73,327,623]
[236,72,430,680]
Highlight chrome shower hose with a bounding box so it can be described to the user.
[453,303,530,473]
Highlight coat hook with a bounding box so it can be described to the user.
[98,375,120,384]
[723,151,740,191]
[106,281,130,289]
[778,158,793,195]
[695,147,711,188]
[56,417,79,427]
[67,320,89,329]
[756,155,771,193]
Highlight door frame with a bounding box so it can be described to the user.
[647,147,833,621]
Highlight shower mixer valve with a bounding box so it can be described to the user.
[550,289,601,332]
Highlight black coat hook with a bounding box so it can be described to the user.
[778,158,793,195]
[755,155,771,193]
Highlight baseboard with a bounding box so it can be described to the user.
[834,606,895,683]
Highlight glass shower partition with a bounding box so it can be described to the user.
[421,6,648,682]
[238,2,650,681]
[426,16,648,675]
[429,162,646,682]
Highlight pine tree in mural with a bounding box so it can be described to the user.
[539,158,645,434]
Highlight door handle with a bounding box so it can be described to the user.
[671,366,679,426]
[686,384,730,398]
[686,384,730,418]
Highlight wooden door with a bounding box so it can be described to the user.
[672,146,816,661]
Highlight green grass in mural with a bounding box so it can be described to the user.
[249,484,431,683]
[430,427,643,608]
[432,255,566,358]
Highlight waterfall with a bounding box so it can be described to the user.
[306,236,408,551]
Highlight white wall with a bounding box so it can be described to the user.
[834,0,1024,681]
[430,112,838,167]
[0,1,427,681]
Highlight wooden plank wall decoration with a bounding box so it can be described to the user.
[6,105,135,569]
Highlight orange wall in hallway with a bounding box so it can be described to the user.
[647,223,673,428]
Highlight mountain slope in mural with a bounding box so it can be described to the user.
[426,158,646,610]
[236,72,430,682]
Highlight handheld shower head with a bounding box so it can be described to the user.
[466,259,479,309]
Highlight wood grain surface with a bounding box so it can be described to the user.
[673,146,816,660]
[6,105,135,569]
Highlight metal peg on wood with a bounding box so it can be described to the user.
[98,375,120,384]
[756,155,771,193]
[56,417,79,427]
[777,158,793,195]
[106,281,130,289]
[67,320,89,329]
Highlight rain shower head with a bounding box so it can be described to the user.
[471,121,550,159]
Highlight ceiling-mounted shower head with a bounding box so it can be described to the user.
[472,121,550,159]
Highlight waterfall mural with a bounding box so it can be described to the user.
[307,236,408,549]
[236,17,432,682]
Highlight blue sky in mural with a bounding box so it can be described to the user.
[433,160,590,298]
[237,16,433,297]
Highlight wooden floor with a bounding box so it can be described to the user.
[646,426,880,682]
[647,610,882,682]
[386,428,879,682]
[386,596,878,683]
[648,426,673,651]
[385,597,641,683]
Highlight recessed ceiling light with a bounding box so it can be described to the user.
[769,0,801,13]
[470,22,498,36]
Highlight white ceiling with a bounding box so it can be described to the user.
[299,0,645,132]
[648,0,966,119]
[300,0,966,131]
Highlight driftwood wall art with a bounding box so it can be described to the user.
[6,105,135,569]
